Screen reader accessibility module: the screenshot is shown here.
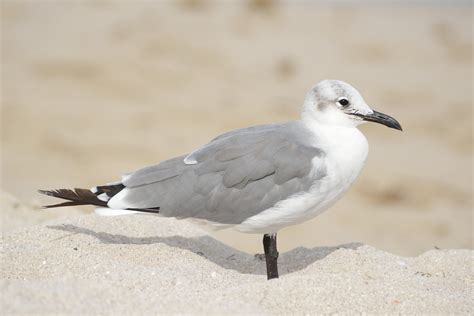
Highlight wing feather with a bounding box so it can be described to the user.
[108,121,326,224]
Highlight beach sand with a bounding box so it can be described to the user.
[2,212,472,314]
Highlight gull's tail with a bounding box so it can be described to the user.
[39,188,108,208]
[38,185,160,214]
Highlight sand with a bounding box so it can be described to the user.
[0,191,84,234]
[2,212,472,314]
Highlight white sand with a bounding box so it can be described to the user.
[0,192,84,234]
[2,213,472,314]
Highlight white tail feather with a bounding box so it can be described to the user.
[97,193,110,202]
[95,208,138,216]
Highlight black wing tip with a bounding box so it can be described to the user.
[126,206,161,214]
[38,187,160,213]
[37,187,107,208]
[38,189,54,196]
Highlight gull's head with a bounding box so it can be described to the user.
[302,80,402,131]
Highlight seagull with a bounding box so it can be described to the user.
[39,80,402,280]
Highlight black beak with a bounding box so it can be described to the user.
[351,110,403,131]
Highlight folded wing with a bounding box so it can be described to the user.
[109,122,327,224]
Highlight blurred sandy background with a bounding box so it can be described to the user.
[1,1,472,256]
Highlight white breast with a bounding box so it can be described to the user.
[236,125,368,234]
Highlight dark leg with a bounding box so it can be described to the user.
[263,233,279,280]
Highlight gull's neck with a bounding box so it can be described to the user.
[301,114,367,149]
[301,112,369,176]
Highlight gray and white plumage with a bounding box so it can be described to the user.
[43,79,402,234]
[108,121,326,230]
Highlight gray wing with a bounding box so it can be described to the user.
[109,122,327,224]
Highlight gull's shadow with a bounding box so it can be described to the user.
[48,224,362,276]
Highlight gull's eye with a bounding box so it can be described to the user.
[338,98,350,107]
